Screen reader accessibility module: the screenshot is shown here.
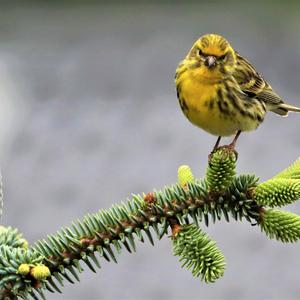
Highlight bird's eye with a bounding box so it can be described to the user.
[198,49,208,58]
[219,54,226,60]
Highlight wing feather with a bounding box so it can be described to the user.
[233,52,293,115]
[234,52,266,95]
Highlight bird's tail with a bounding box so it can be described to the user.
[271,103,300,116]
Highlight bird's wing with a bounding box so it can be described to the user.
[234,52,266,95]
[233,52,289,115]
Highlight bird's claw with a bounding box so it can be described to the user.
[208,143,238,164]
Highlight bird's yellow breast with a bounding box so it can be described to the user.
[179,75,239,136]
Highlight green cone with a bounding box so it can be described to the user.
[254,178,300,207]
[172,224,225,283]
[178,165,195,186]
[274,157,300,180]
[206,148,237,193]
[260,209,300,243]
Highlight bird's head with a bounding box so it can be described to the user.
[185,34,237,81]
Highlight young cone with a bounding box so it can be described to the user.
[206,148,237,193]
[172,224,226,283]
[254,178,300,207]
[178,165,195,186]
[260,209,300,243]
[274,157,300,180]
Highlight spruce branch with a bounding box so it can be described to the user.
[1,150,300,299]
[0,245,48,300]
[0,227,29,250]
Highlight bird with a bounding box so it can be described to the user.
[175,33,300,152]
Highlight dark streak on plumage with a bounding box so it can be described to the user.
[177,85,189,115]
[243,100,253,108]
[217,88,230,114]
[224,82,257,120]
[219,65,226,75]
[219,39,228,51]
[190,61,202,69]
[175,62,187,80]
[256,114,263,122]
[258,100,267,112]
[201,37,209,48]
[181,98,189,113]
[176,87,180,100]
[244,91,256,98]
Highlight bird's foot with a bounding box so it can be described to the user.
[208,143,238,164]
[208,136,222,162]
[219,144,238,160]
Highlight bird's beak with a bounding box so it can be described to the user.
[205,56,217,68]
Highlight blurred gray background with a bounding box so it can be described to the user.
[1,1,300,299]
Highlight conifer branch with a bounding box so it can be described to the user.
[1,149,300,299]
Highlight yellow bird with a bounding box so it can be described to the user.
[175,34,300,151]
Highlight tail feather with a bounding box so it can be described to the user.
[270,103,300,116]
[281,103,300,112]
